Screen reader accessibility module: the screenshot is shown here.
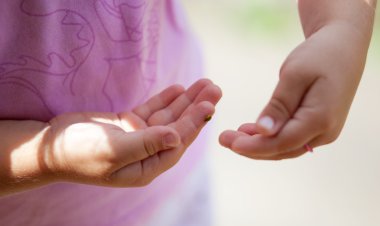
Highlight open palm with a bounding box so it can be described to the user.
[45,79,222,187]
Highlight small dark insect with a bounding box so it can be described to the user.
[204,115,212,122]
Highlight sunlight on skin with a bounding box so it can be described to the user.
[63,123,115,150]
[47,121,136,173]
[90,117,137,132]
[9,130,46,179]
[9,118,136,178]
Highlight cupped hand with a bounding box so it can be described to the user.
[219,22,368,160]
[44,79,222,186]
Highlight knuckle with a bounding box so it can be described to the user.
[143,136,158,157]
[280,57,321,82]
[279,59,302,80]
[180,118,198,143]
[147,114,159,126]
[268,97,292,119]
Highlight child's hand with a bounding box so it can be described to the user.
[44,79,221,186]
[219,21,371,160]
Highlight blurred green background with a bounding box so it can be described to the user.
[183,1,380,226]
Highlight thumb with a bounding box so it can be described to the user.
[141,126,181,156]
[115,126,181,165]
[256,65,314,136]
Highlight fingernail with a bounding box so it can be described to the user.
[258,116,275,131]
[163,133,180,148]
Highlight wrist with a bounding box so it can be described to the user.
[0,121,56,196]
[298,0,376,39]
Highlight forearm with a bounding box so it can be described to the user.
[0,120,52,196]
[298,0,376,41]
[297,0,377,75]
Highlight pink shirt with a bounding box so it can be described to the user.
[0,1,210,225]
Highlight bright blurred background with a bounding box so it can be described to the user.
[182,1,380,226]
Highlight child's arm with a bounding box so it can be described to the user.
[0,79,221,196]
[220,0,376,159]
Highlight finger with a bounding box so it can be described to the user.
[219,130,251,149]
[262,135,327,160]
[232,77,336,159]
[219,123,258,148]
[237,123,259,135]
[147,79,218,125]
[111,100,217,186]
[219,130,310,160]
[110,126,180,167]
[256,64,317,136]
[226,106,323,159]
[171,101,215,146]
[193,83,223,105]
[132,84,185,121]
[176,83,222,121]
[109,154,161,187]
[155,101,215,171]
[118,82,221,130]
[110,101,215,186]
[254,148,308,161]
[292,133,330,154]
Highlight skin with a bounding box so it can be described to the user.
[219,0,377,160]
[0,0,376,196]
[0,79,222,196]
